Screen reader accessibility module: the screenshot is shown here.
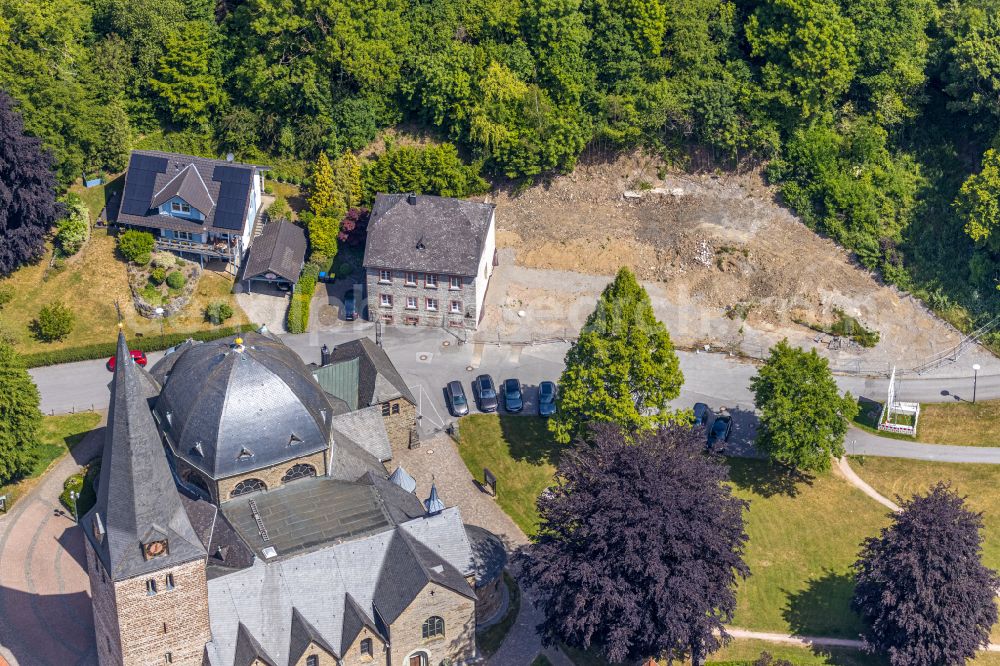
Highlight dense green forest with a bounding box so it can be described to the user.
[3,0,1000,326]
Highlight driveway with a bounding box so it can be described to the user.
[0,416,105,666]
[234,281,290,333]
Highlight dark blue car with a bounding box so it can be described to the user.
[538,381,557,417]
[503,378,523,413]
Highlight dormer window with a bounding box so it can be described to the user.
[189,442,204,457]
[237,446,254,462]
[170,201,191,214]
[288,433,302,446]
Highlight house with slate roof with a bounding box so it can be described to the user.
[81,330,505,666]
[363,193,496,330]
[116,150,265,271]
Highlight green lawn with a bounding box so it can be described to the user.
[1,412,101,507]
[454,414,560,535]
[849,457,1000,570]
[707,639,881,666]
[453,415,891,640]
[729,459,890,638]
[854,397,1000,447]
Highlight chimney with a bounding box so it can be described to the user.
[407,193,417,205]
[320,344,331,366]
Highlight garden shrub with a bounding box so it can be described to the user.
[55,195,89,256]
[204,301,234,324]
[60,473,84,514]
[140,284,162,305]
[166,271,186,289]
[32,301,75,342]
[117,229,155,263]
[150,267,167,285]
[286,292,310,333]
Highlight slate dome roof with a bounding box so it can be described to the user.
[153,332,332,480]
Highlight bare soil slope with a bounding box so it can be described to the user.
[488,153,994,370]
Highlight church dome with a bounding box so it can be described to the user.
[153,332,332,480]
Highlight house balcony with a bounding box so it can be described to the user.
[154,237,236,259]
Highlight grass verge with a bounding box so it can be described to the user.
[476,573,521,657]
[0,412,101,508]
[454,414,560,536]
[707,639,880,665]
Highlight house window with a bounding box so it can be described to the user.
[281,464,316,483]
[450,276,461,290]
[382,314,393,324]
[360,638,373,657]
[175,231,194,241]
[379,269,391,283]
[165,574,175,590]
[170,202,191,214]
[422,616,445,640]
[405,272,417,286]
[391,403,399,415]
[230,478,267,498]
[306,657,318,666]
[425,274,438,288]
[404,316,419,326]
[145,579,157,596]
[406,296,417,310]
[382,403,391,417]
[451,300,462,314]
[426,298,437,312]
[380,293,393,308]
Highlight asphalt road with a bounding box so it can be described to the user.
[28,324,1000,462]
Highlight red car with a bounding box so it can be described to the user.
[106,350,148,371]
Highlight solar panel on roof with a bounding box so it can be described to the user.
[121,154,168,216]
[213,165,254,231]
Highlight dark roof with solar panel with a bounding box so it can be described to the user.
[116,150,261,235]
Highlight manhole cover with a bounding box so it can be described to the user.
[466,365,474,371]
[418,353,430,362]
[442,340,451,347]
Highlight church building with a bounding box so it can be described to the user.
[81,331,505,666]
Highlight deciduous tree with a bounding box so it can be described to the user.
[853,484,999,666]
[521,423,750,663]
[750,339,857,471]
[956,148,1000,249]
[0,92,61,275]
[549,267,684,444]
[0,340,41,485]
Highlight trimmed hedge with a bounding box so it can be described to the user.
[285,262,323,334]
[22,325,250,368]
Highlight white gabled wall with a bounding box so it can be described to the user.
[473,209,496,321]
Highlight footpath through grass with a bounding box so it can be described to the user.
[0,412,101,507]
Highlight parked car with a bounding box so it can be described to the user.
[343,289,357,321]
[107,350,148,371]
[707,414,733,452]
[538,381,557,417]
[503,378,523,413]
[693,402,711,428]
[474,374,498,413]
[446,381,469,417]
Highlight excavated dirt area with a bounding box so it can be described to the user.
[483,153,997,372]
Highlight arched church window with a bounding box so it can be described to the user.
[281,464,317,484]
[230,478,266,498]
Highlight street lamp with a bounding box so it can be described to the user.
[154,306,165,348]
[973,363,981,404]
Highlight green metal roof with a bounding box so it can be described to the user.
[312,358,360,409]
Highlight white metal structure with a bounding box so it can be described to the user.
[878,366,920,436]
